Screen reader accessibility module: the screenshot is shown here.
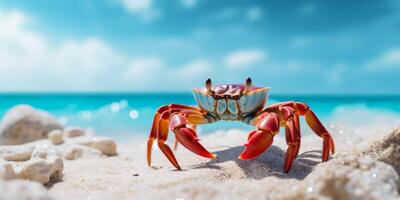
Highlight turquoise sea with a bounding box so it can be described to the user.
[1,94,400,141]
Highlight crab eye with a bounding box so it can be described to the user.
[205,78,212,89]
[205,78,214,95]
[245,77,252,87]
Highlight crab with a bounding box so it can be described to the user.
[147,78,335,173]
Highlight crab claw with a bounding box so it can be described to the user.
[239,113,280,160]
[175,127,216,159]
[238,130,274,160]
[170,112,216,159]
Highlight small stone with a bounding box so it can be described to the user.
[64,127,85,137]
[48,129,63,145]
[0,145,34,161]
[132,173,139,177]
[20,157,63,184]
[91,137,117,156]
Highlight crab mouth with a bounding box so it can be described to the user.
[214,94,241,99]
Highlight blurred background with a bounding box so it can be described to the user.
[0,0,399,140]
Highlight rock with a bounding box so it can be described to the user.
[48,129,64,145]
[64,145,102,160]
[0,145,34,161]
[301,155,399,200]
[359,128,400,174]
[64,127,85,137]
[62,136,118,158]
[91,137,117,156]
[0,142,64,184]
[1,133,117,163]
[0,158,17,180]
[0,105,62,145]
[20,157,63,184]
[0,180,55,200]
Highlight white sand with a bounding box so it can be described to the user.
[47,128,400,200]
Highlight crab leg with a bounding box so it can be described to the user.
[157,109,182,169]
[239,112,280,160]
[280,106,301,172]
[293,112,301,157]
[294,102,335,160]
[173,139,179,151]
[147,106,167,167]
[169,113,216,159]
[264,102,335,161]
[147,104,204,169]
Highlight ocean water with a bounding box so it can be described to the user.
[0,94,400,141]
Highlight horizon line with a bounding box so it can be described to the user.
[0,92,399,98]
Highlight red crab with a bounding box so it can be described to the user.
[147,78,335,173]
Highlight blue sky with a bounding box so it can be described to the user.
[0,0,399,94]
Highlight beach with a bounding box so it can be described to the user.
[0,104,399,200]
[1,0,400,198]
[48,129,400,200]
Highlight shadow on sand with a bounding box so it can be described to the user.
[193,145,322,180]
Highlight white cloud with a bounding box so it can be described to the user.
[54,38,126,82]
[0,9,215,91]
[366,48,400,71]
[225,49,266,69]
[121,0,152,11]
[124,57,164,84]
[178,59,211,77]
[181,0,198,9]
[246,7,263,21]
[0,10,48,70]
[120,0,161,22]
[0,10,129,91]
[122,58,212,90]
[0,8,351,93]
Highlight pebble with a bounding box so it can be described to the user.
[64,127,85,137]
[48,130,64,145]
[91,137,117,156]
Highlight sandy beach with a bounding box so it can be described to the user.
[0,105,399,200]
[49,129,400,200]
[1,0,400,199]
